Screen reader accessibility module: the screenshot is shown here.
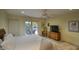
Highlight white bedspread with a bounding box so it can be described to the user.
[1,34,52,50]
[15,35,42,50]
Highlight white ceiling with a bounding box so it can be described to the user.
[5,9,79,18]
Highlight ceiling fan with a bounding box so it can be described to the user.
[42,9,53,19]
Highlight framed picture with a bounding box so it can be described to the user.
[68,21,79,32]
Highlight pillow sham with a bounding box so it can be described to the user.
[1,34,15,50]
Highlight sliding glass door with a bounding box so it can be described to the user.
[25,21,38,35]
[32,22,38,35]
[25,21,32,34]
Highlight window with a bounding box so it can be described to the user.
[25,20,38,35]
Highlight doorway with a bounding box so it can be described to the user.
[25,21,38,35]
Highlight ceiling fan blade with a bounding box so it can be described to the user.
[41,9,54,19]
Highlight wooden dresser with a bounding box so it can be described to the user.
[47,32,60,41]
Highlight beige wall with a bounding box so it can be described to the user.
[46,13,79,46]
[0,10,8,33]
[8,15,25,36]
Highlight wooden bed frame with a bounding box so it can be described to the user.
[0,29,6,41]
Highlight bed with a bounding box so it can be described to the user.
[0,28,53,50]
[0,29,78,50]
[0,34,53,50]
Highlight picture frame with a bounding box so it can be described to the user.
[68,21,79,32]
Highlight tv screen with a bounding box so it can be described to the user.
[50,25,59,32]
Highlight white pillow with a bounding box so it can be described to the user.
[1,34,16,50]
[4,33,13,40]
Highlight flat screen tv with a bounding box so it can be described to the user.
[50,25,59,32]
